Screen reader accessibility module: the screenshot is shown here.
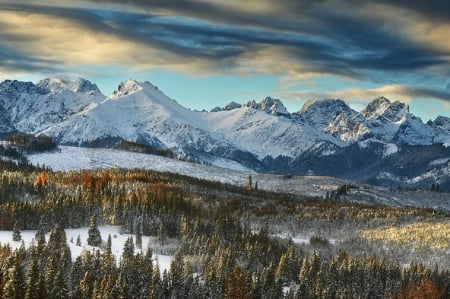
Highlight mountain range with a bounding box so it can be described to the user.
[1,77,449,190]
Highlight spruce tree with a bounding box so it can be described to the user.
[4,252,26,299]
[158,223,167,246]
[25,255,39,299]
[122,236,135,260]
[12,224,22,242]
[135,220,143,250]
[87,216,102,247]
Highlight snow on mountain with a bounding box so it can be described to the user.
[0,77,449,188]
[430,116,450,145]
[203,105,340,159]
[323,97,434,145]
[0,78,105,134]
[359,97,430,144]
[297,99,355,130]
[37,77,100,94]
[212,97,289,116]
[42,79,200,147]
[245,97,290,116]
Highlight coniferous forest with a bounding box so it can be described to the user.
[0,158,450,298]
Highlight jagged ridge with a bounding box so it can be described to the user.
[0,77,449,189]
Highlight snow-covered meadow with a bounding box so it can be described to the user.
[28,145,346,197]
[0,225,175,273]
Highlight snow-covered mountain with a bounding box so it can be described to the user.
[0,77,449,189]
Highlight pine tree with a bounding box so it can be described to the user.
[12,224,22,242]
[35,216,47,243]
[224,266,251,299]
[102,235,115,277]
[135,219,143,250]
[150,262,161,299]
[87,216,102,247]
[4,252,26,299]
[158,223,167,246]
[122,236,135,260]
[79,271,94,299]
[25,255,40,299]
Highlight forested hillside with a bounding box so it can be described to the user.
[0,160,449,298]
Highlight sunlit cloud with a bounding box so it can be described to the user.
[280,84,450,111]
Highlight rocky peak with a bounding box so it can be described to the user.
[72,78,100,93]
[362,97,408,122]
[0,80,47,96]
[298,99,354,130]
[110,79,143,99]
[259,97,289,115]
[37,77,99,94]
[224,101,242,111]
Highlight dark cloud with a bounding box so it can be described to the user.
[376,0,450,22]
[0,1,448,84]
[0,46,60,73]
[408,87,450,103]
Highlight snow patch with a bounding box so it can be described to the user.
[429,158,450,167]
[383,143,398,157]
[0,225,174,273]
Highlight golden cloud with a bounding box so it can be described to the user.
[369,3,450,54]
[0,10,204,72]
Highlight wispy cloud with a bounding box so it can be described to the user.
[0,0,449,108]
[280,84,450,111]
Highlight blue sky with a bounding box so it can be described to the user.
[0,0,449,121]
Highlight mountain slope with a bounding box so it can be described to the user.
[0,77,449,189]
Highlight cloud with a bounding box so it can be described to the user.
[374,0,450,22]
[280,84,450,111]
[0,0,449,109]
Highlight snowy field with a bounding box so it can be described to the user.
[28,146,450,211]
[28,146,346,197]
[0,225,174,273]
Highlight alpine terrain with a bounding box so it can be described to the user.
[0,77,449,189]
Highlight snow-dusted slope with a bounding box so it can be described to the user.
[37,79,345,162]
[0,77,449,188]
[324,97,434,145]
[0,78,105,134]
[204,106,341,159]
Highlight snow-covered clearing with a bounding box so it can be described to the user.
[28,146,347,197]
[0,225,175,273]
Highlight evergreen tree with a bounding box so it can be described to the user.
[25,255,40,299]
[3,252,26,299]
[35,216,47,243]
[150,262,161,299]
[224,266,251,299]
[87,216,102,247]
[158,223,167,246]
[12,224,22,242]
[122,236,135,260]
[135,219,143,250]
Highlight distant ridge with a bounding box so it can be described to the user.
[0,77,449,189]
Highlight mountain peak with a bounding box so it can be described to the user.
[299,99,348,114]
[0,79,47,95]
[111,79,144,99]
[211,97,289,115]
[362,97,408,123]
[37,77,99,94]
[259,97,289,115]
[72,78,100,93]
